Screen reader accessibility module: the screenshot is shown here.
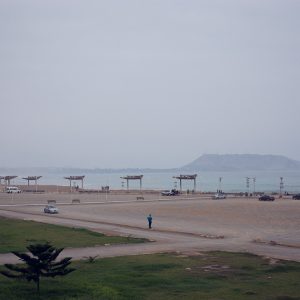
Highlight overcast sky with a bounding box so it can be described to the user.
[0,0,299,168]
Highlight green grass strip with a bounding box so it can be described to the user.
[0,217,147,253]
[0,252,299,299]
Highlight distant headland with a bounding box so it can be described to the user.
[181,154,300,171]
[1,154,300,174]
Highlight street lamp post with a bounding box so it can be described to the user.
[218,177,222,193]
[246,177,250,197]
[252,177,256,196]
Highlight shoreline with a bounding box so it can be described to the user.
[0,184,293,197]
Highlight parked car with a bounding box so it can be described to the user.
[259,195,275,201]
[292,194,300,200]
[161,189,179,196]
[44,205,58,214]
[5,186,21,193]
[213,193,226,199]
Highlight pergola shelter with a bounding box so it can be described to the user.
[64,176,85,191]
[22,176,42,186]
[2,176,18,186]
[173,174,197,192]
[120,175,143,190]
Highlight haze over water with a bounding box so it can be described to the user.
[9,170,300,193]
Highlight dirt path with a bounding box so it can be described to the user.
[1,206,300,264]
[1,193,300,263]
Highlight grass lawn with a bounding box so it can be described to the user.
[0,251,299,300]
[0,217,147,253]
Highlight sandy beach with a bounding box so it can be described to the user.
[0,189,299,263]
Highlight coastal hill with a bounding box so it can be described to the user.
[181,154,300,171]
[1,154,300,174]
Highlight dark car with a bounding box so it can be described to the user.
[259,195,275,201]
[292,194,300,200]
[161,189,179,196]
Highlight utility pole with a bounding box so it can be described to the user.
[280,177,284,198]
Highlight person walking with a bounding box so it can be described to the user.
[147,214,153,229]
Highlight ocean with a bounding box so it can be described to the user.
[9,170,300,193]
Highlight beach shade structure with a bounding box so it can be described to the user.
[120,175,143,190]
[173,174,197,192]
[2,176,18,186]
[22,176,42,186]
[64,176,85,191]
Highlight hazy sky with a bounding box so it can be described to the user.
[0,0,299,168]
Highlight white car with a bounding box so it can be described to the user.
[44,205,58,214]
[5,186,21,193]
[213,193,226,199]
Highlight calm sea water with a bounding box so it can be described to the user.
[11,170,300,193]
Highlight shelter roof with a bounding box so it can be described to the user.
[173,174,197,180]
[22,176,42,180]
[3,176,18,180]
[120,175,143,180]
[64,176,85,180]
